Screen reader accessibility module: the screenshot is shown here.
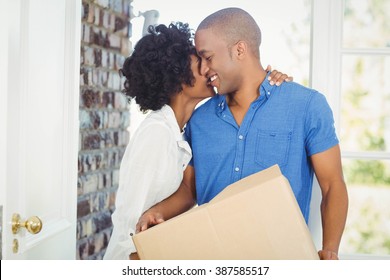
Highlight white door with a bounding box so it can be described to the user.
[0,0,80,259]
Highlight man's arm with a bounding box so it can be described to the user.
[310,144,348,260]
[136,165,197,232]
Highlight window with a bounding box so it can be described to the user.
[312,0,390,258]
[340,0,390,257]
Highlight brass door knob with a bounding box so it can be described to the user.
[12,213,42,234]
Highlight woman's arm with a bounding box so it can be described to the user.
[136,165,197,232]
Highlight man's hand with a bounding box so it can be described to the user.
[318,249,339,260]
[265,65,293,86]
[135,210,165,233]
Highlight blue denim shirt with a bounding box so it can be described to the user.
[184,74,339,222]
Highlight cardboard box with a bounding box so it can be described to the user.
[133,165,319,259]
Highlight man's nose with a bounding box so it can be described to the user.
[200,59,209,76]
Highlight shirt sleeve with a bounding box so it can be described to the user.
[104,122,176,259]
[304,92,339,156]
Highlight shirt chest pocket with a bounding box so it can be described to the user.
[255,130,292,168]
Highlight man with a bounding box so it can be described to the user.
[137,8,348,260]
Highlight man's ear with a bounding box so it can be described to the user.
[235,41,247,59]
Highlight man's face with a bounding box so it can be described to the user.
[195,28,241,94]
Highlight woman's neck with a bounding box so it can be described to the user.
[169,97,200,132]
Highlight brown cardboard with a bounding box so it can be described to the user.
[132,165,319,260]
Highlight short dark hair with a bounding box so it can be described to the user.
[120,22,196,113]
[197,8,261,58]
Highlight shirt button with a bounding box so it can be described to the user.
[235,167,240,172]
[238,135,244,140]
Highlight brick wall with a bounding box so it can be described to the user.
[77,0,133,260]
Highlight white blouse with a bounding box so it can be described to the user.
[103,105,192,260]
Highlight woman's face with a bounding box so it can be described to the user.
[182,55,216,99]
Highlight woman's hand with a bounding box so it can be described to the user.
[265,65,293,86]
[135,210,165,233]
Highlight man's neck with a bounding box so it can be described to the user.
[226,68,267,126]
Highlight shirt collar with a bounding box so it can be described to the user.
[260,72,275,100]
[160,105,192,157]
[216,95,227,114]
[215,72,275,113]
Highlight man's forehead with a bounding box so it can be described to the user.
[195,28,213,40]
[195,29,216,54]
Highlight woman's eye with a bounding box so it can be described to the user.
[206,56,212,61]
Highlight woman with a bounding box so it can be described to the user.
[103,22,289,260]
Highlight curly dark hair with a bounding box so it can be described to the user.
[120,22,196,112]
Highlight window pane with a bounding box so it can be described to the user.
[343,0,390,48]
[340,159,390,255]
[340,55,390,153]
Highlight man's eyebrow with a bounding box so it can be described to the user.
[197,49,209,56]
